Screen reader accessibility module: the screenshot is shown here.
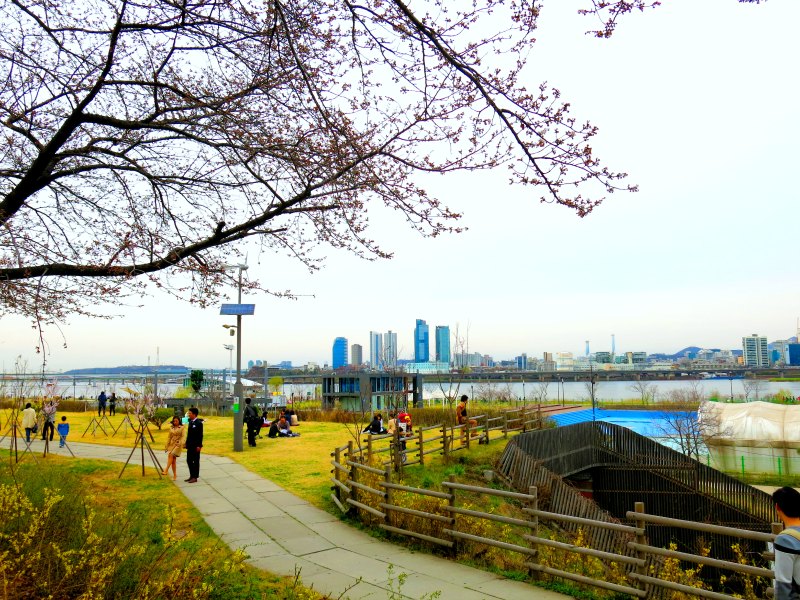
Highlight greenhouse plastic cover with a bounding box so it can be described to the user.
[699,401,800,443]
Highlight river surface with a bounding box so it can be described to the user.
[3,376,799,403]
[420,379,800,403]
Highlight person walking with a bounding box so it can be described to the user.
[108,393,117,416]
[21,403,37,443]
[162,416,184,480]
[184,407,203,483]
[773,486,800,599]
[97,390,107,416]
[41,405,56,442]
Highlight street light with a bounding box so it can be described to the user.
[223,344,234,397]
[222,262,248,452]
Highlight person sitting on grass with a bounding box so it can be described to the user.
[363,412,386,434]
[268,416,300,438]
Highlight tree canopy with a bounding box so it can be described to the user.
[0,0,648,327]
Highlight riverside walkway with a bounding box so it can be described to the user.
[29,440,569,600]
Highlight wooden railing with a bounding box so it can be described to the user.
[330,422,781,599]
[329,446,780,599]
[340,406,548,471]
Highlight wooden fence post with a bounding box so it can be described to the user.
[333,446,342,502]
[448,474,458,556]
[465,419,471,450]
[633,501,647,594]
[503,411,508,439]
[528,486,539,580]
[442,424,449,458]
[366,434,373,462]
[384,466,393,528]
[484,416,490,444]
[347,440,357,517]
[521,406,527,433]
[418,427,424,465]
[393,428,402,472]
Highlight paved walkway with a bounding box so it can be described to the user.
[19,439,569,600]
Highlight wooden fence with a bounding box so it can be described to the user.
[330,445,781,599]
[330,420,783,598]
[342,406,547,471]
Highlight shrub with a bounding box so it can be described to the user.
[0,462,322,600]
[150,407,176,429]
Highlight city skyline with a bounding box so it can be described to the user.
[2,1,799,371]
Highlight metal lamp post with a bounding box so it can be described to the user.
[223,344,234,397]
[222,263,249,452]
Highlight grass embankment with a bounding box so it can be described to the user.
[0,453,323,599]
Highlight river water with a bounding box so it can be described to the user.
[3,376,799,403]
[420,378,800,403]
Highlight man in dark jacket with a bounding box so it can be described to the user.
[243,398,259,447]
[184,407,203,483]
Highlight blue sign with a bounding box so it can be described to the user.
[219,304,256,316]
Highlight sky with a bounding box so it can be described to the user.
[2,0,800,372]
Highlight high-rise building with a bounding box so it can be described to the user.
[369,331,382,368]
[332,337,348,369]
[435,325,451,365]
[742,334,769,367]
[515,353,528,370]
[414,319,430,362]
[384,330,398,368]
[788,344,800,366]
[351,344,363,367]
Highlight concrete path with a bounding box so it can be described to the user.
[20,439,569,600]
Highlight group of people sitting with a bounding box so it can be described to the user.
[243,400,300,445]
[363,411,412,437]
[267,414,300,438]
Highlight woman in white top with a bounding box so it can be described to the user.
[21,403,37,443]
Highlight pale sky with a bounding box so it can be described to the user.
[2,0,799,372]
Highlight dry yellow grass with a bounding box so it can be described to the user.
[13,410,357,507]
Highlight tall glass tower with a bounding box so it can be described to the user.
[414,319,430,362]
[435,325,451,365]
[369,331,383,368]
[384,330,397,368]
[332,337,348,369]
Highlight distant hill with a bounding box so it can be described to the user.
[63,365,190,375]
[648,346,702,361]
[649,346,744,361]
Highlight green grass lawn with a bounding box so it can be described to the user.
[23,410,516,510]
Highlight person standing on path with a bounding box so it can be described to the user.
[184,407,203,483]
[21,403,37,443]
[57,416,70,448]
[162,416,184,480]
[773,486,800,599]
[108,393,117,416]
[97,391,107,416]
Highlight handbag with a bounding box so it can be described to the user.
[32,422,38,433]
